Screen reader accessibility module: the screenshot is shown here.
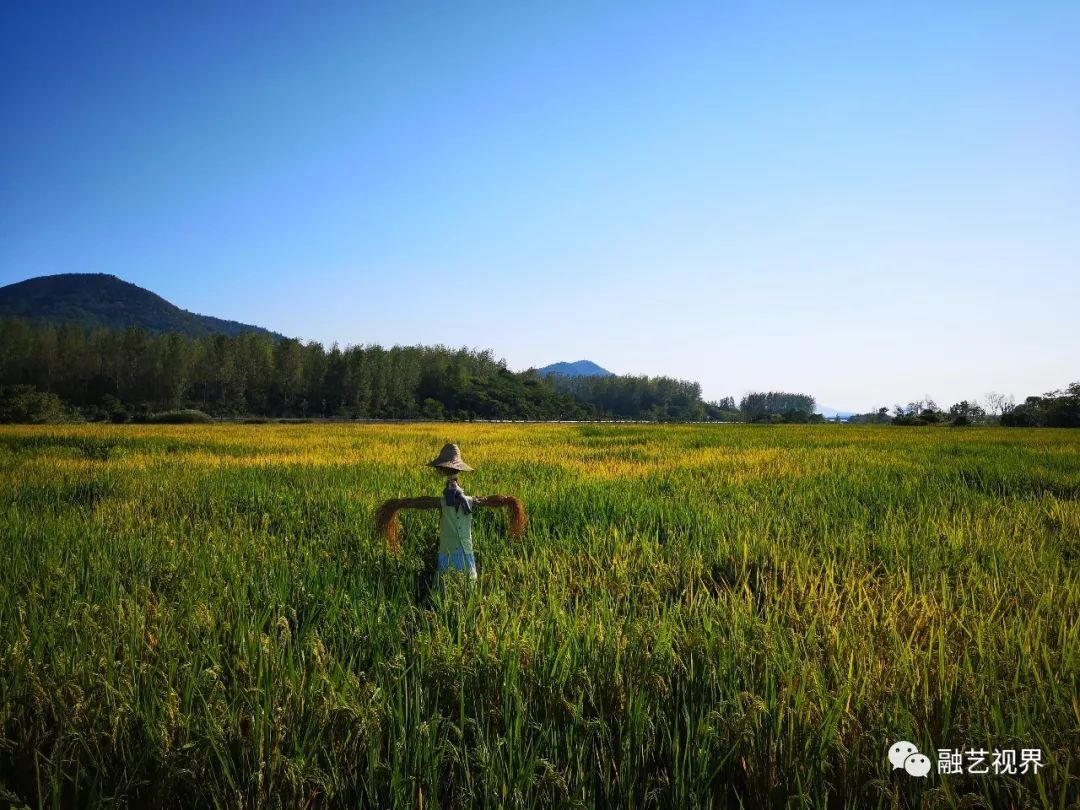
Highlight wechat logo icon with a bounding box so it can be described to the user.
[889,741,932,777]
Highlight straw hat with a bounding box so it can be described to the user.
[427,443,474,472]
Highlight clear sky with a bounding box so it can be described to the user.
[2,2,1077,411]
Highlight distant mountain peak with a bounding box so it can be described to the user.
[537,360,613,378]
[816,406,856,420]
[0,273,283,339]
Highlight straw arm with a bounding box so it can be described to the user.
[374,496,441,552]
[382,496,441,512]
[472,494,527,537]
[375,494,526,553]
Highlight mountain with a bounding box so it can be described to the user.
[537,360,614,378]
[816,406,856,421]
[0,273,283,339]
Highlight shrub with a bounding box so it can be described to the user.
[0,385,72,424]
[892,415,928,426]
[142,409,214,424]
[752,413,785,424]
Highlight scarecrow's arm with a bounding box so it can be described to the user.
[374,496,441,552]
[380,496,442,513]
[471,495,527,538]
[375,494,527,554]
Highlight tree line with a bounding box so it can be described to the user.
[9,317,1068,426]
[0,318,728,422]
[549,374,709,421]
[846,386,1080,427]
[737,392,819,423]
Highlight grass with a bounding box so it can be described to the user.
[0,423,1077,808]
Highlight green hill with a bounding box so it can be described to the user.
[537,360,613,377]
[0,273,283,338]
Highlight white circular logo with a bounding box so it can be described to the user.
[904,753,931,777]
[888,741,918,770]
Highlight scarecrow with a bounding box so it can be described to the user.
[375,443,525,583]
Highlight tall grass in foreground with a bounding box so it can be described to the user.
[0,424,1078,808]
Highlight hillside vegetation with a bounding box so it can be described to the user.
[0,274,281,339]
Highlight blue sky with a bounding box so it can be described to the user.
[2,1,1077,411]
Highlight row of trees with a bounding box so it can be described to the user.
[1001,384,1080,427]
[0,318,724,422]
[737,391,818,423]
[848,398,995,426]
[11,316,1069,427]
[846,386,1079,427]
[548,374,709,421]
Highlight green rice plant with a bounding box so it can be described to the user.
[0,423,1077,808]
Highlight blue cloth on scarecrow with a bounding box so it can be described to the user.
[443,479,472,514]
[436,548,477,578]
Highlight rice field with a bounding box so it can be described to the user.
[1,423,1078,808]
